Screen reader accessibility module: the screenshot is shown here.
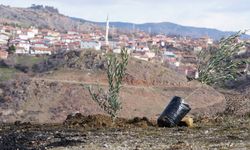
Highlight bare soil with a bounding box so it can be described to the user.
[0,114,249,150]
[0,50,227,123]
[0,50,249,149]
[0,74,225,123]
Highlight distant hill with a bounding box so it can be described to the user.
[72,17,250,40]
[0,4,249,40]
[0,5,95,32]
[83,20,250,40]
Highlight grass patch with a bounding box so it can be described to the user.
[15,55,48,67]
[0,67,19,82]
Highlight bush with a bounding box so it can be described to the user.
[87,48,129,121]
[197,31,248,86]
[7,45,16,54]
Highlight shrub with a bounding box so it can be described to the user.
[87,48,129,121]
[7,45,16,54]
[197,31,248,86]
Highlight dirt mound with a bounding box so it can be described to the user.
[64,113,156,129]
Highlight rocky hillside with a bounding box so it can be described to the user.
[0,50,226,123]
[0,5,96,32]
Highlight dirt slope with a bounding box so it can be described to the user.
[0,50,226,123]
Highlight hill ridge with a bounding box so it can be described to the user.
[0,4,249,39]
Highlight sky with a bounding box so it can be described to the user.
[1,0,250,31]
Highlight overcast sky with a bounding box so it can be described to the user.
[1,0,250,31]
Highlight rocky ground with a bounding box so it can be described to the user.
[0,114,249,150]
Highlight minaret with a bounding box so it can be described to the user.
[105,15,109,46]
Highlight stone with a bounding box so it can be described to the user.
[179,116,194,128]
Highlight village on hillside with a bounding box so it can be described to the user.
[0,22,250,77]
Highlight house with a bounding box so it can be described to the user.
[80,41,101,50]
[238,46,247,55]
[193,46,202,53]
[0,33,9,45]
[18,34,29,40]
[163,51,176,58]
[15,46,29,54]
[31,42,48,49]
[135,46,149,52]
[163,51,177,65]
[30,47,53,55]
[0,50,8,59]
[44,35,61,43]
[16,41,30,53]
[28,27,39,35]
[67,31,79,35]
[67,41,81,50]
[0,33,9,40]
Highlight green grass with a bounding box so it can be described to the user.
[15,55,48,67]
[0,55,47,82]
[0,67,19,82]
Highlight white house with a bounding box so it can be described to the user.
[238,46,247,55]
[0,33,9,40]
[44,36,61,42]
[81,41,101,50]
[19,34,29,40]
[29,28,39,35]
[15,46,29,54]
[67,31,79,35]
[193,46,202,53]
[0,33,9,45]
[32,42,48,49]
[17,41,30,52]
[30,47,52,55]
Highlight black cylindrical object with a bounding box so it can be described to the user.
[157,96,191,127]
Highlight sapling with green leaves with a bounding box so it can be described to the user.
[197,31,248,86]
[87,48,129,121]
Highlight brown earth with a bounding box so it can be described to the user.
[0,71,225,123]
[64,114,157,129]
[0,115,249,150]
[0,50,226,123]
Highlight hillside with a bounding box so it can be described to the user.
[1,4,249,39]
[0,50,226,123]
[0,5,95,32]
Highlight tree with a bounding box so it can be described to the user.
[87,48,129,121]
[7,45,16,54]
[197,31,248,86]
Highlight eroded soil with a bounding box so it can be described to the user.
[0,114,249,150]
